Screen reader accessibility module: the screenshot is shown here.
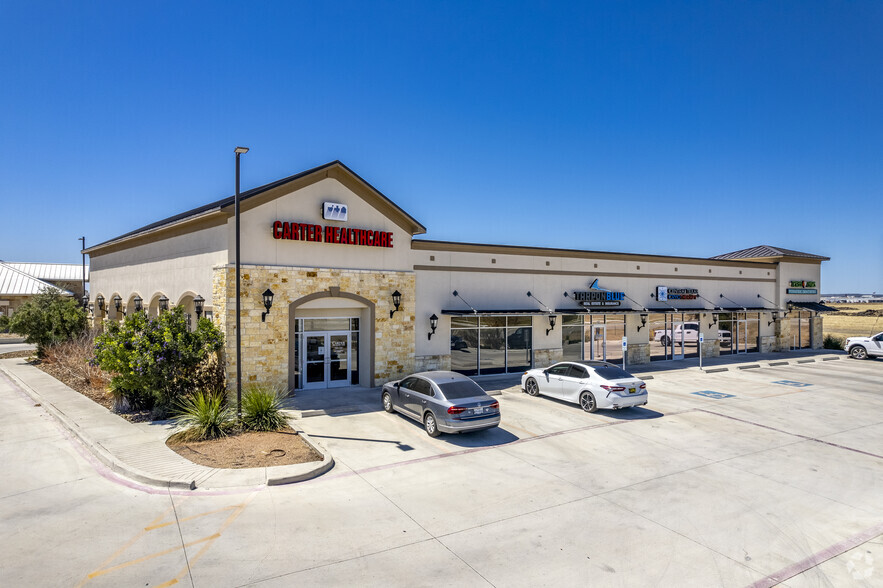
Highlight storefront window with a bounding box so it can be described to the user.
[562,315,583,361]
[450,315,533,376]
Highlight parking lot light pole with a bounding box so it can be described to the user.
[234,147,249,421]
[78,237,86,301]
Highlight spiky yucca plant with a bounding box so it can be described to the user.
[173,391,234,441]
[241,384,287,432]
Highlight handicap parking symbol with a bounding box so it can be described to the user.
[692,391,735,399]
[772,380,812,388]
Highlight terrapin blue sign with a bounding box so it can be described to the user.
[572,279,624,307]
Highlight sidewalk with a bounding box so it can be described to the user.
[0,357,333,491]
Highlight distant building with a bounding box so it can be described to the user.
[0,261,89,317]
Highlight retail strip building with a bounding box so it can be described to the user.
[85,161,832,392]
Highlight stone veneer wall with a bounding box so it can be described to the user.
[811,317,823,349]
[627,343,650,365]
[212,265,415,390]
[702,340,719,358]
[760,335,776,353]
[534,348,562,367]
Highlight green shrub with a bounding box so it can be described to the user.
[241,384,287,432]
[7,288,88,355]
[92,306,224,412]
[823,334,844,350]
[0,315,9,333]
[172,391,234,441]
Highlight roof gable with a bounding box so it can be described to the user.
[85,161,426,254]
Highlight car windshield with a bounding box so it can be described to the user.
[593,366,634,380]
[438,380,487,399]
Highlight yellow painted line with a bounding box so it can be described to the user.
[162,492,257,587]
[75,502,182,587]
[145,505,240,531]
[87,534,220,579]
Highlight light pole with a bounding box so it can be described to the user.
[78,236,86,301]
[234,146,249,421]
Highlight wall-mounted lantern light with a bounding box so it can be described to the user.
[427,313,439,340]
[390,290,402,318]
[88,302,94,315]
[546,314,557,336]
[81,294,89,309]
[261,288,274,322]
[768,311,778,327]
[708,314,718,328]
[96,295,105,312]
[133,296,143,313]
[158,295,169,312]
[194,295,205,319]
[637,313,648,331]
[112,295,122,314]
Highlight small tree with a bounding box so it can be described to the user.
[8,288,88,355]
[93,306,224,411]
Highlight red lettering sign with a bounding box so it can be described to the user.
[271,222,394,248]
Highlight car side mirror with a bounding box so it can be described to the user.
[395,382,401,389]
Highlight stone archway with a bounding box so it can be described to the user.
[288,287,376,391]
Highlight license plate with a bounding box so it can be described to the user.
[473,407,485,415]
[629,388,636,394]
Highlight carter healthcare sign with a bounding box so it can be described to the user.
[272,221,394,248]
[656,286,699,301]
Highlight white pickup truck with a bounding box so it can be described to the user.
[845,332,883,359]
[654,322,732,347]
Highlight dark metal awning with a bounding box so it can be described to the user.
[788,301,839,313]
[715,306,777,312]
[441,309,552,316]
[554,307,646,314]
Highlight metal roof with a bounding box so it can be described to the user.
[5,262,88,281]
[711,246,829,261]
[789,301,839,313]
[0,262,75,296]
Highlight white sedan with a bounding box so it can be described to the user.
[521,361,648,412]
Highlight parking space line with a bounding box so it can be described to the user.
[746,520,883,588]
[697,409,883,460]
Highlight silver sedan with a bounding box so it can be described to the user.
[521,361,648,412]
[382,371,501,437]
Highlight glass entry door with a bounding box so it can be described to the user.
[735,320,748,354]
[303,331,351,389]
[589,325,607,361]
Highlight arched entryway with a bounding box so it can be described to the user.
[288,289,375,391]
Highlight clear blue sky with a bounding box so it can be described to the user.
[2,1,881,293]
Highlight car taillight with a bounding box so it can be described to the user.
[490,401,499,409]
[447,406,467,414]
[640,383,646,389]
[600,385,626,392]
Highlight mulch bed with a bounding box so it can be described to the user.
[0,350,34,359]
[166,426,322,468]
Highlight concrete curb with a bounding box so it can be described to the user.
[0,360,335,491]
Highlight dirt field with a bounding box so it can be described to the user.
[822,302,883,339]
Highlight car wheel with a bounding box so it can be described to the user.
[849,346,868,360]
[382,392,394,413]
[579,391,598,413]
[525,378,540,396]
[424,412,441,437]
[660,336,670,346]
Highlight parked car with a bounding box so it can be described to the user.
[845,332,883,359]
[654,322,732,347]
[521,361,648,412]
[381,371,500,437]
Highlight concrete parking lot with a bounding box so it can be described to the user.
[1,356,881,586]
